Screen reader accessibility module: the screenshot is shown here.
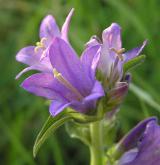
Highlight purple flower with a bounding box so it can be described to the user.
[16,8,74,79]
[21,37,104,116]
[86,23,147,87]
[117,117,160,165]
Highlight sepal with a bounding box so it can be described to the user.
[123,54,146,74]
[65,121,90,146]
[101,82,128,113]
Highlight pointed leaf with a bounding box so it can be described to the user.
[123,54,146,73]
[33,112,72,157]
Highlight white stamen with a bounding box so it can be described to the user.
[34,37,47,54]
[110,48,125,61]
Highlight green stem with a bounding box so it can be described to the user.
[90,120,104,165]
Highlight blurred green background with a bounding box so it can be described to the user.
[1,0,160,164]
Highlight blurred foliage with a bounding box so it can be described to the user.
[0,0,160,164]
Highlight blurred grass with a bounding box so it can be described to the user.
[0,0,160,164]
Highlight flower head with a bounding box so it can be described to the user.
[21,37,104,116]
[16,8,74,79]
[117,117,160,165]
[87,23,147,88]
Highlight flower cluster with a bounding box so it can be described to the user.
[16,8,160,165]
[16,8,146,117]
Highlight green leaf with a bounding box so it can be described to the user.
[123,55,146,73]
[33,107,105,157]
[33,112,72,157]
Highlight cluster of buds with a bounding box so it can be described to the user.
[16,8,146,118]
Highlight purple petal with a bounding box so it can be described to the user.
[70,81,104,114]
[16,46,52,77]
[102,23,122,50]
[100,23,122,76]
[21,72,84,102]
[49,37,94,97]
[117,117,157,152]
[16,46,39,66]
[21,73,58,100]
[119,119,160,165]
[98,23,122,77]
[133,120,160,164]
[39,15,60,42]
[61,8,74,42]
[84,80,104,102]
[124,40,147,62]
[49,100,71,116]
[118,149,138,165]
[98,45,113,76]
[81,45,101,81]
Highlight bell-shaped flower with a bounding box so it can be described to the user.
[86,23,147,87]
[116,117,160,165]
[16,8,74,79]
[21,37,104,116]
